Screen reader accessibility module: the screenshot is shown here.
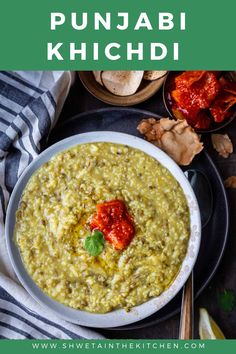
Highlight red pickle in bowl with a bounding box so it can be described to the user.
[167,71,236,130]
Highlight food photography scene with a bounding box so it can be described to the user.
[0,70,236,342]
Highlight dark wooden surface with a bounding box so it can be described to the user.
[58,74,236,339]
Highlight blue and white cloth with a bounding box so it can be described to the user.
[0,71,103,339]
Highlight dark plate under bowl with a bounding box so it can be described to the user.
[163,71,236,133]
[49,107,229,331]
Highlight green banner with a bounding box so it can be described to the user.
[0,339,236,354]
[0,0,235,69]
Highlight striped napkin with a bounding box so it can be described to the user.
[0,71,104,339]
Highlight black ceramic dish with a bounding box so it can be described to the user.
[163,71,236,133]
[48,107,229,330]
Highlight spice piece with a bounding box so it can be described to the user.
[211,134,233,158]
[224,176,236,188]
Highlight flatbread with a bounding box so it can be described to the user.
[143,71,167,81]
[93,71,103,86]
[101,71,144,96]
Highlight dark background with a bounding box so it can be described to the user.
[57,74,236,339]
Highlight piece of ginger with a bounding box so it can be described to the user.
[137,117,203,166]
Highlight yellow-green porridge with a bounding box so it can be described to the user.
[15,142,190,313]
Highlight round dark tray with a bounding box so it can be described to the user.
[48,107,229,330]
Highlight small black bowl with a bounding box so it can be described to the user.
[163,71,236,133]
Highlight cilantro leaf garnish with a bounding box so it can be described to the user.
[84,230,105,256]
[218,289,236,313]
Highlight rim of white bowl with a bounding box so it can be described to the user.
[5,131,201,328]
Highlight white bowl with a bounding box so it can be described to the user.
[5,132,201,328]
